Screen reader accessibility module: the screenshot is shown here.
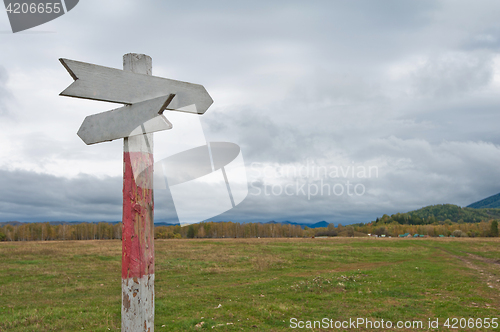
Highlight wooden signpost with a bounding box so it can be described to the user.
[60,53,213,331]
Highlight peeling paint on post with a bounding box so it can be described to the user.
[121,53,155,332]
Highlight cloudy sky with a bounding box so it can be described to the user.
[1,0,500,225]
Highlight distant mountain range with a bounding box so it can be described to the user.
[467,192,500,209]
[0,220,332,229]
[264,220,330,229]
[373,203,500,226]
[370,191,500,225]
[2,193,499,229]
[154,220,331,229]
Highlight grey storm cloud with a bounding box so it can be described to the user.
[463,31,500,51]
[204,109,322,164]
[0,66,11,116]
[409,52,494,98]
[0,169,122,222]
[1,0,500,224]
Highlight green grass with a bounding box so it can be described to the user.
[0,238,499,331]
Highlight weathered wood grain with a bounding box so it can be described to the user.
[76,94,173,145]
[60,58,213,114]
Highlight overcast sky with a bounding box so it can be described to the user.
[1,0,500,225]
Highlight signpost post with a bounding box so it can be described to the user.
[60,53,213,332]
[121,53,155,332]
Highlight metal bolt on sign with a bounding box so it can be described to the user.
[59,53,213,331]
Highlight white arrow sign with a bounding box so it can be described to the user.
[59,58,213,114]
[77,94,175,145]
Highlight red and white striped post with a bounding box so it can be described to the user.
[121,53,155,332]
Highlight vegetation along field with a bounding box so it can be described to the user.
[0,238,499,331]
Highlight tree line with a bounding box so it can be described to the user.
[355,219,499,238]
[0,221,308,241]
[156,221,306,239]
[0,222,122,241]
[0,219,498,242]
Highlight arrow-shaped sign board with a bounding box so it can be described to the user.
[60,57,214,145]
[77,94,174,145]
[60,58,213,114]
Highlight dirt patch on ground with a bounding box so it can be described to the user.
[436,247,500,292]
[465,252,500,266]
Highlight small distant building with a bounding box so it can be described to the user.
[399,233,411,238]
[438,235,445,238]
[413,234,419,237]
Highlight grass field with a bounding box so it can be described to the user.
[0,238,499,331]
